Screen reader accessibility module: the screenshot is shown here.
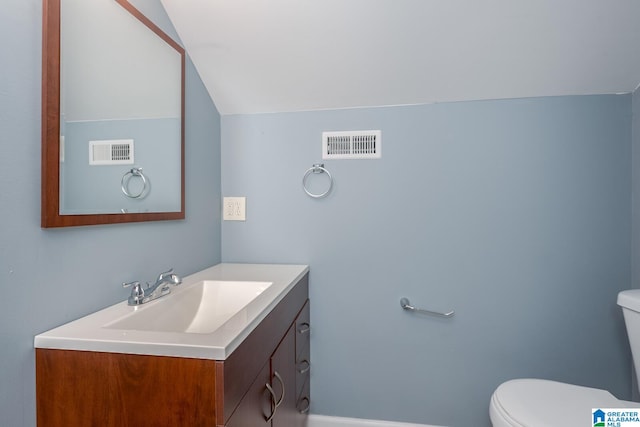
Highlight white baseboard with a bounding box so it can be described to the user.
[306,414,444,427]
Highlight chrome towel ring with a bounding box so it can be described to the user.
[121,167,149,199]
[302,163,333,198]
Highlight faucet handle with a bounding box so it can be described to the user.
[123,280,140,289]
[157,268,174,280]
[123,281,145,305]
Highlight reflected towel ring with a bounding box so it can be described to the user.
[302,163,333,198]
[121,167,149,199]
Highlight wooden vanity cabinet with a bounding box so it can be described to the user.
[36,273,309,427]
[226,299,310,427]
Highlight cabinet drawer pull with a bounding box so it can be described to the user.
[273,371,285,408]
[265,371,286,422]
[298,323,310,335]
[298,397,310,414]
[265,382,277,422]
[297,359,310,374]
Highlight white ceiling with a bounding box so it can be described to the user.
[160,0,640,115]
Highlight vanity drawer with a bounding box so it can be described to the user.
[295,301,310,359]
[296,374,311,416]
[295,301,310,400]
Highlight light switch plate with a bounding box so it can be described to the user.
[223,197,246,221]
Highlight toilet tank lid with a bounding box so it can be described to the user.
[618,289,640,312]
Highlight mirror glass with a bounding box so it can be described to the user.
[42,0,185,227]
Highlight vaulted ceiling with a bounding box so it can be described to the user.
[160,0,640,115]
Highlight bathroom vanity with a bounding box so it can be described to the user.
[35,264,310,426]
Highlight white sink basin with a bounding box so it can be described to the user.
[34,263,308,360]
[105,280,272,334]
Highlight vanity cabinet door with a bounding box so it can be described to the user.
[269,323,304,427]
[226,361,272,427]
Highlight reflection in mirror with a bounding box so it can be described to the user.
[42,0,185,227]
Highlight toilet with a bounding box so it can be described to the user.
[490,289,640,426]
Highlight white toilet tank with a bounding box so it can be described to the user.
[618,289,640,385]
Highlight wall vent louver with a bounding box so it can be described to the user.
[322,130,381,159]
[89,139,134,165]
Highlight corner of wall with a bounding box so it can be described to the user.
[632,89,640,291]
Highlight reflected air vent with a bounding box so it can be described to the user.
[89,139,134,165]
[322,130,381,159]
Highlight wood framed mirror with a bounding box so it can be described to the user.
[42,0,185,228]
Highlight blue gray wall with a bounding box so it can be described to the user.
[633,89,640,401]
[633,89,640,293]
[0,1,221,426]
[221,95,632,426]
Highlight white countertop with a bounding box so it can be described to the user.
[34,263,309,360]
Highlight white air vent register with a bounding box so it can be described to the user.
[89,139,134,165]
[322,130,381,159]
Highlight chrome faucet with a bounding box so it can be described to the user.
[123,268,182,306]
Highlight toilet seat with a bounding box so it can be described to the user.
[490,379,639,427]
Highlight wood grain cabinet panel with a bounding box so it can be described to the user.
[36,350,217,427]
